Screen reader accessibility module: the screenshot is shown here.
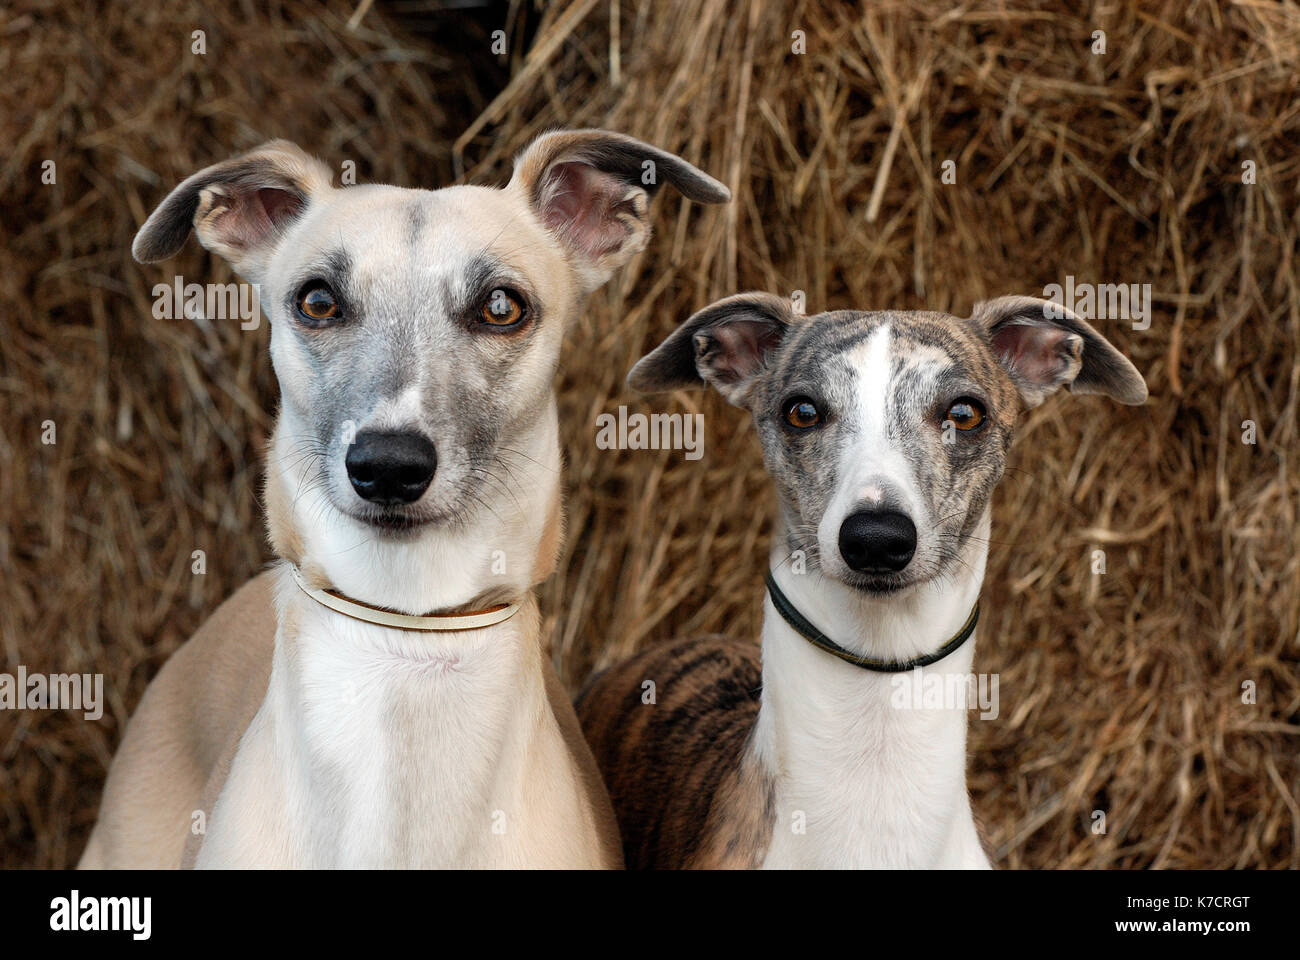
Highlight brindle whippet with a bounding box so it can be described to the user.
[80,130,729,868]
[578,292,1147,868]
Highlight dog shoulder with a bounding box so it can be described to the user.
[84,571,277,868]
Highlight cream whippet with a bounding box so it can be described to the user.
[80,131,729,868]
[578,292,1147,868]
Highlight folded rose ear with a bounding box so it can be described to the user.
[133,140,333,280]
[509,129,730,294]
[970,295,1148,407]
[628,292,795,406]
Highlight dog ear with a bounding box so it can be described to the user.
[509,128,730,294]
[970,295,1148,407]
[628,292,795,406]
[133,140,333,279]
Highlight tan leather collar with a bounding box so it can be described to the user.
[289,565,522,632]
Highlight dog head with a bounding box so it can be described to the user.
[629,293,1146,596]
[134,133,728,560]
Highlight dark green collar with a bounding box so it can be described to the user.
[764,571,980,673]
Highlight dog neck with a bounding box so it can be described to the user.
[195,403,567,867]
[750,510,992,868]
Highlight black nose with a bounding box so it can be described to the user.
[345,431,437,505]
[838,510,917,573]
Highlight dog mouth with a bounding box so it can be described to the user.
[832,548,969,596]
[328,467,494,537]
[821,553,937,595]
[836,569,920,596]
[359,510,433,532]
[340,504,441,537]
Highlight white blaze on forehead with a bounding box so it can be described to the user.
[845,323,894,445]
[833,322,922,518]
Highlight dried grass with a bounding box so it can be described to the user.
[1,0,1297,868]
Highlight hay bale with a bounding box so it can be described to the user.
[1,0,1296,868]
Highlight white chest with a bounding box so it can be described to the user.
[753,605,990,869]
[195,600,599,868]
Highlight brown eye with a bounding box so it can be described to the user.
[297,284,339,324]
[945,397,986,431]
[480,288,525,327]
[784,397,822,429]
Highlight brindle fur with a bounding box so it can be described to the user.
[576,635,774,868]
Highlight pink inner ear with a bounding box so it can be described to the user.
[212,187,303,252]
[991,321,1073,387]
[258,187,303,225]
[539,161,633,260]
[702,319,782,384]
